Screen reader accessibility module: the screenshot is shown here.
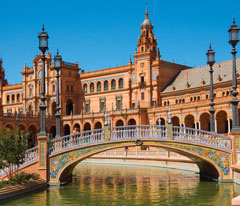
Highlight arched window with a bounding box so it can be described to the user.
[12,94,15,103]
[104,80,109,91]
[83,84,88,93]
[6,95,10,104]
[175,100,178,104]
[206,94,209,100]
[119,78,123,89]
[97,82,101,92]
[111,79,116,90]
[17,93,20,102]
[190,97,193,102]
[222,92,225,96]
[90,82,94,93]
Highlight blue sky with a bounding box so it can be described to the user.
[0,0,240,84]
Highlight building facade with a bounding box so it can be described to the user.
[0,9,239,145]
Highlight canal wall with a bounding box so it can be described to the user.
[0,180,47,201]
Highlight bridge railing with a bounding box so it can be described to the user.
[49,128,104,154]
[172,126,232,151]
[110,125,167,140]
[0,146,38,177]
[49,125,232,154]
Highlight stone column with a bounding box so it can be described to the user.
[215,120,217,133]
[228,119,231,134]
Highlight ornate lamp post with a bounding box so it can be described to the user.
[54,50,62,138]
[228,17,240,132]
[207,44,216,133]
[38,25,49,137]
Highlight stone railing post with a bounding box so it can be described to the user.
[104,124,111,141]
[167,123,173,140]
[37,135,48,181]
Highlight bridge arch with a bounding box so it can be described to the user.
[51,141,226,184]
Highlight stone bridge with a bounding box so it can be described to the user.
[0,124,234,185]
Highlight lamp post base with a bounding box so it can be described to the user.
[231,127,240,133]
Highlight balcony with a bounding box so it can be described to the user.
[138,81,146,88]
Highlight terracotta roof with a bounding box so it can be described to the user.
[162,58,240,93]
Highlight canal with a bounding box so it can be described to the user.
[2,163,240,206]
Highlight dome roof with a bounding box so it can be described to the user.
[142,18,152,26]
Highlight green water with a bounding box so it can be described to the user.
[1,163,240,206]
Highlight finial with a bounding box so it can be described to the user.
[57,48,59,55]
[42,24,45,31]
[158,115,161,126]
[209,42,212,49]
[233,16,236,24]
[129,55,132,64]
[145,0,149,19]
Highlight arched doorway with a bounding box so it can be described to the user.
[66,99,73,115]
[73,123,80,133]
[64,124,70,135]
[128,119,136,125]
[29,125,37,147]
[51,102,57,116]
[116,120,124,126]
[94,122,102,130]
[216,111,228,134]
[50,126,56,139]
[172,116,180,126]
[185,114,195,128]
[200,113,210,131]
[84,123,91,131]
[84,122,91,136]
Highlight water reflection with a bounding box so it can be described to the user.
[1,163,240,206]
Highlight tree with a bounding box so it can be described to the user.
[0,128,28,178]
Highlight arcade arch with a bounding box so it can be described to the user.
[216,111,228,134]
[200,113,210,131]
[116,119,124,126]
[185,114,195,128]
[64,124,70,136]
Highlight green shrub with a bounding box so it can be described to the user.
[9,171,40,185]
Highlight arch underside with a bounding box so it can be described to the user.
[49,140,232,183]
